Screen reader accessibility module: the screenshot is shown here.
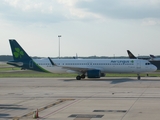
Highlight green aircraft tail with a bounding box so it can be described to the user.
[9,39,31,61]
[8,39,48,72]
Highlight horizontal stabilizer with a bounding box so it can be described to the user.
[7,61,23,66]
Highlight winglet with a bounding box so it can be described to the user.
[48,57,56,66]
[127,50,137,59]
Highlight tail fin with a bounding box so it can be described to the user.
[127,50,137,59]
[150,54,156,58]
[8,39,48,72]
[9,39,31,61]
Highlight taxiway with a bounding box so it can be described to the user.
[1,77,160,120]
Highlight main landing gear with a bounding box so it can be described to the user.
[137,74,141,80]
[76,74,86,80]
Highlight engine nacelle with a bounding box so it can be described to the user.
[87,70,101,78]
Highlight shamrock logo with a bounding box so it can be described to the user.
[131,60,134,63]
[14,48,24,58]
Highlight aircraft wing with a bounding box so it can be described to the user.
[48,57,101,73]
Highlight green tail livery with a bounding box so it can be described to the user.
[7,39,49,72]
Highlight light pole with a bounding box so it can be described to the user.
[58,35,62,59]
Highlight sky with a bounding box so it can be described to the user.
[0,0,160,57]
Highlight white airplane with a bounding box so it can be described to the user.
[7,39,157,80]
[150,54,160,61]
[127,50,160,61]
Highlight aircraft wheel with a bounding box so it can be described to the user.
[137,76,141,80]
[76,76,81,80]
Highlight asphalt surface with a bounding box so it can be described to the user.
[1,77,160,120]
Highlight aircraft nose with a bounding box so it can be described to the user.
[152,65,157,71]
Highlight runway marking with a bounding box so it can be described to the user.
[93,110,127,113]
[120,81,152,120]
[12,99,74,120]
[39,99,80,119]
[69,114,104,118]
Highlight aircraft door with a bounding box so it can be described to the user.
[29,60,34,68]
[137,60,141,69]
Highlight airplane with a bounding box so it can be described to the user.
[127,50,151,60]
[127,50,160,61]
[150,54,160,61]
[127,50,160,70]
[7,39,157,80]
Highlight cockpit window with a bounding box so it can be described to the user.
[145,63,151,65]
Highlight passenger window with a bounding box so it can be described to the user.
[145,63,150,65]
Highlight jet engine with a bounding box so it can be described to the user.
[87,70,101,78]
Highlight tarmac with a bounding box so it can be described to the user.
[1,77,160,120]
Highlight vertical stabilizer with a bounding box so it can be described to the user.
[9,39,31,61]
[150,54,156,59]
[127,50,137,59]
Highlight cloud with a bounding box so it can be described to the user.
[0,0,73,24]
[1,0,160,25]
[141,18,160,26]
[0,0,107,25]
[75,0,160,19]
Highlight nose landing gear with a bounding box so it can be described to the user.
[137,74,141,80]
